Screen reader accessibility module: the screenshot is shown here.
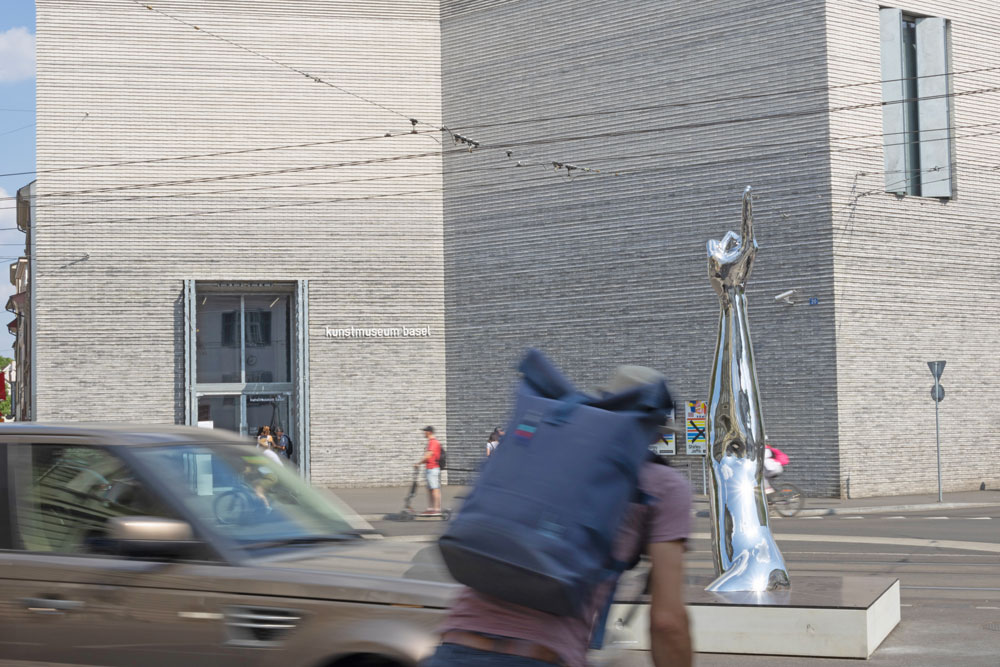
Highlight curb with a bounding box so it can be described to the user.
[369,502,1000,523]
[794,501,1000,517]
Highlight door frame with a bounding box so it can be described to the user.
[184,280,309,478]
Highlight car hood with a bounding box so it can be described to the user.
[269,538,454,582]
[232,537,461,608]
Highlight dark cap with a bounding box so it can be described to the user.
[423,425,435,433]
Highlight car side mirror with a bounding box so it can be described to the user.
[107,516,199,560]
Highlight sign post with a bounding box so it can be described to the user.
[927,361,946,502]
[686,400,709,492]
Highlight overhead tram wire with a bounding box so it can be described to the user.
[131,1,416,125]
[1,151,994,235]
[3,121,998,214]
[1,121,997,218]
[4,81,998,207]
[0,128,443,179]
[127,1,1000,190]
[445,63,1000,134]
[0,61,995,180]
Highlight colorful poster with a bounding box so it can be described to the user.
[651,433,676,456]
[686,400,708,455]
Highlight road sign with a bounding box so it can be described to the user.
[926,361,946,502]
[686,400,708,455]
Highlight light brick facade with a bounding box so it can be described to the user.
[34,0,447,486]
[28,0,1000,496]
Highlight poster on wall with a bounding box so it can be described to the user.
[651,433,676,456]
[686,400,708,455]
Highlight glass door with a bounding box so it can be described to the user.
[187,281,307,476]
[245,394,292,444]
[196,394,240,432]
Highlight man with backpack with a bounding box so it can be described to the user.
[416,425,443,515]
[429,353,693,667]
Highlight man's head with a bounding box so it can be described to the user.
[601,365,680,438]
[276,428,284,437]
[423,426,435,439]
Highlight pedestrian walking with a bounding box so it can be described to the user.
[415,426,443,515]
[486,428,501,457]
[275,427,294,461]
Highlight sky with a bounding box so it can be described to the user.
[0,0,35,359]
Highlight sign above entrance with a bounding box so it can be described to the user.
[248,395,287,403]
[324,326,431,339]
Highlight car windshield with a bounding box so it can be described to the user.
[133,444,361,549]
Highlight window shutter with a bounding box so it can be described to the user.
[879,8,907,194]
[915,17,953,198]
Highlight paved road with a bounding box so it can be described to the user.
[362,499,1000,666]
[680,505,1000,666]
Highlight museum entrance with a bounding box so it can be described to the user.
[185,280,310,476]
[195,393,292,439]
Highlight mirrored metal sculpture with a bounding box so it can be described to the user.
[705,186,790,592]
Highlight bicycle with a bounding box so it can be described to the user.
[767,480,805,517]
[214,482,268,525]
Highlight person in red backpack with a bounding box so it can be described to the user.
[416,426,443,514]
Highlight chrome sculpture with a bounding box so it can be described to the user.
[704,186,790,592]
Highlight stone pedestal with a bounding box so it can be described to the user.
[605,576,900,659]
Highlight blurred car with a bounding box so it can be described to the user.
[0,424,457,667]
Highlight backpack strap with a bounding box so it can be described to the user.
[591,465,658,650]
[545,392,590,426]
[589,561,629,650]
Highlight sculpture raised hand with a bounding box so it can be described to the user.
[704,186,790,592]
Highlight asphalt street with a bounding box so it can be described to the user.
[346,489,1000,666]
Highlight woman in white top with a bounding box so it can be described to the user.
[486,427,502,457]
[257,425,275,450]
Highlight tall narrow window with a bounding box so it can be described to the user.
[880,8,953,198]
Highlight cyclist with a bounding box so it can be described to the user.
[241,444,282,511]
[763,437,788,494]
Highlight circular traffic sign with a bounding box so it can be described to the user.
[931,384,945,402]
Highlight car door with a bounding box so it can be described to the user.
[0,440,253,667]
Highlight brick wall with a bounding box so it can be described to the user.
[34,0,446,486]
[440,0,843,495]
[825,0,1000,496]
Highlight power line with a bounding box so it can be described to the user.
[0,64,994,180]
[0,123,35,138]
[132,0,420,125]
[128,1,1000,186]
[448,65,1000,133]
[4,80,997,206]
[0,128,442,179]
[2,152,995,236]
[3,120,996,214]
[2,122,996,218]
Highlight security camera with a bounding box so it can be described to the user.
[774,290,798,305]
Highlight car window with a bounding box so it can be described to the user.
[133,444,359,549]
[10,444,177,554]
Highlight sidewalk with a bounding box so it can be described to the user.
[327,484,1000,521]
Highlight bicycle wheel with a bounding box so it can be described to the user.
[771,483,805,518]
[214,489,253,525]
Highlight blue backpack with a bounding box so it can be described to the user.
[438,349,673,622]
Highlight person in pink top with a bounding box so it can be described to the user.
[423,384,693,666]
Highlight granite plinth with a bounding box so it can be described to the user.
[604,575,901,659]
